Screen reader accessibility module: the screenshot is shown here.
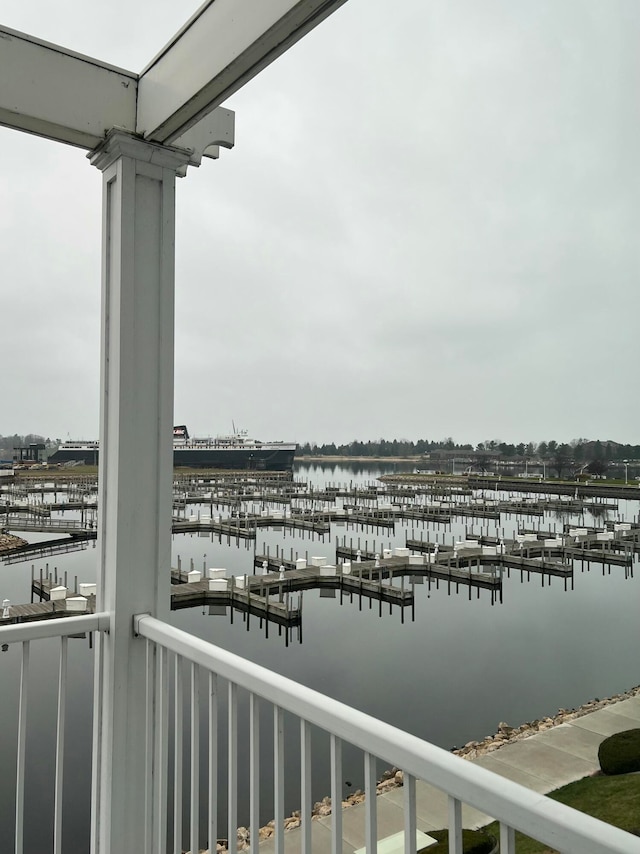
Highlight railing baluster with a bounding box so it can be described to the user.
[53,636,68,854]
[403,772,416,854]
[174,654,183,854]
[90,630,105,854]
[364,752,377,854]
[15,640,29,854]
[249,693,260,854]
[190,662,200,854]
[208,672,218,854]
[448,796,462,854]
[228,682,238,854]
[153,644,169,854]
[300,719,312,854]
[330,735,342,854]
[500,822,515,854]
[144,639,154,854]
[274,705,284,854]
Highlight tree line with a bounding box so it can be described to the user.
[298,438,474,457]
[299,437,640,465]
[0,434,58,459]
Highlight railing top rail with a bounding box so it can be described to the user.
[5,517,86,526]
[0,611,110,643]
[136,614,640,854]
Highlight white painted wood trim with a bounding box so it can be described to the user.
[137,0,348,143]
[0,26,136,149]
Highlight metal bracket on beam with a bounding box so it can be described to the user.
[171,107,235,167]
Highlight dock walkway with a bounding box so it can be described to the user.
[254,554,502,600]
[258,696,640,853]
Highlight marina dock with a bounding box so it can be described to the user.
[254,553,502,601]
[2,468,638,634]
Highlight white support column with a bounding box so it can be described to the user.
[88,130,190,854]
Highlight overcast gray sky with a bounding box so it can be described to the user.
[1,0,638,447]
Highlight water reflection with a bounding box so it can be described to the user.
[1,465,639,852]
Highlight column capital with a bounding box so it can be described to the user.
[88,128,191,175]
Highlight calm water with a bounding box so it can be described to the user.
[1,462,639,851]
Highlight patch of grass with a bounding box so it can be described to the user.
[17,466,98,478]
[483,774,640,853]
[18,465,283,479]
[418,828,496,854]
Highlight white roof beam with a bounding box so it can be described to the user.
[137,0,348,145]
[0,26,137,150]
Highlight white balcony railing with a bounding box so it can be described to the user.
[2,612,640,854]
[0,613,110,854]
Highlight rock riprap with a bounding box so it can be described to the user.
[219,684,640,854]
[455,685,640,761]
[0,533,27,552]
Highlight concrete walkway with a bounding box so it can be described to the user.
[259,696,640,853]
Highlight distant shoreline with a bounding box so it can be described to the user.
[296,455,421,463]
